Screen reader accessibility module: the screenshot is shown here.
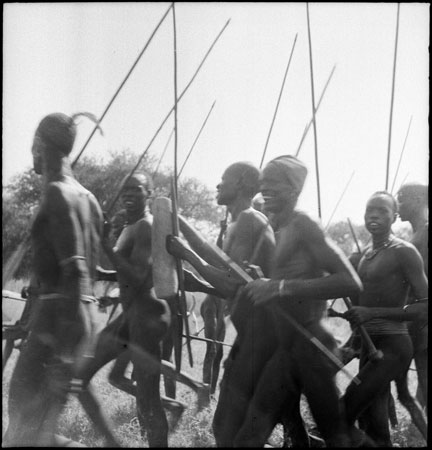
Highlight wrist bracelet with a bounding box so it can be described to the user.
[279,279,285,298]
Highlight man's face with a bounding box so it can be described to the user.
[216,168,239,206]
[364,194,396,236]
[31,134,44,175]
[121,176,147,214]
[260,164,295,214]
[396,188,416,222]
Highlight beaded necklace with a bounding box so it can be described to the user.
[364,236,394,260]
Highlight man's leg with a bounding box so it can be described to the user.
[3,329,52,446]
[211,301,226,394]
[394,371,427,440]
[409,323,428,411]
[414,348,428,411]
[79,313,128,386]
[295,326,349,448]
[213,303,278,447]
[233,347,304,448]
[360,385,393,447]
[343,334,413,447]
[129,298,170,447]
[201,295,219,389]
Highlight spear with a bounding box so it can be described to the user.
[324,171,355,230]
[105,18,231,215]
[152,128,175,178]
[2,4,175,286]
[390,115,412,194]
[171,3,194,369]
[398,172,410,191]
[306,3,322,219]
[72,3,174,167]
[347,217,361,254]
[385,3,400,190]
[178,100,217,178]
[295,65,336,157]
[259,33,298,169]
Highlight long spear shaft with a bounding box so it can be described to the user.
[152,128,175,178]
[347,217,361,254]
[173,4,179,200]
[385,3,400,190]
[178,100,217,178]
[390,115,412,194]
[105,18,231,215]
[306,3,322,219]
[72,3,173,167]
[325,171,355,230]
[172,3,194,369]
[295,65,336,157]
[259,34,298,169]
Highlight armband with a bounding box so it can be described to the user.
[80,295,98,304]
[279,279,285,298]
[60,255,85,267]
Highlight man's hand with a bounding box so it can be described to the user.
[243,278,278,305]
[343,306,375,327]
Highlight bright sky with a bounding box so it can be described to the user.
[3,2,429,226]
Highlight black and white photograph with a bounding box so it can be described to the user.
[3,2,428,447]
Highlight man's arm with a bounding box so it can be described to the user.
[246,215,362,304]
[102,220,152,288]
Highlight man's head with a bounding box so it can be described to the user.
[31,112,101,174]
[32,113,77,174]
[364,191,398,237]
[216,162,260,206]
[121,172,153,215]
[397,182,428,222]
[260,155,308,214]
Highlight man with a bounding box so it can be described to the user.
[3,112,105,446]
[213,155,363,447]
[79,172,172,447]
[397,182,428,410]
[342,191,428,446]
[201,161,275,394]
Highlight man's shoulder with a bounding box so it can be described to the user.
[292,210,322,233]
[238,207,269,226]
[390,236,422,258]
[391,236,414,249]
[134,215,153,233]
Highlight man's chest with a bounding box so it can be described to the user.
[358,250,401,285]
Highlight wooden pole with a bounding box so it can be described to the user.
[259,34,298,169]
[172,3,193,368]
[178,100,217,178]
[390,115,412,194]
[385,3,400,190]
[325,171,355,230]
[295,65,336,157]
[306,3,322,219]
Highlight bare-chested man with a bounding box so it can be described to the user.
[3,113,104,447]
[213,155,363,447]
[342,191,428,447]
[397,182,428,410]
[78,172,172,447]
[201,162,275,394]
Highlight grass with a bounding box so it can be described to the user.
[2,285,427,447]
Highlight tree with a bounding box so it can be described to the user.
[2,150,222,279]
